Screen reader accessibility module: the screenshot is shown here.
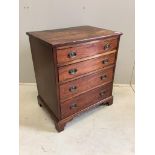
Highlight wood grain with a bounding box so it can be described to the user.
[29,37,60,119]
[59,66,114,101]
[27,26,122,46]
[58,52,116,81]
[57,37,118,64]
[61,83,112,118]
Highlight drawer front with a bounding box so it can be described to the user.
[58,52,116,82]
[57,37,118,64]
[59,66,114,101]
[61,83,112,118]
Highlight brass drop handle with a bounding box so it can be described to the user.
[68,69,77,75]
[102,58,109,64]
[68,51,77,58]
[103,43,110,50]
[69,86,77,92]
[70,103,77,109]
[100,90,106,96]
[100,74,107,80]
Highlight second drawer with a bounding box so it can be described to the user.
[58,52,116,82]
[59,66,114,101]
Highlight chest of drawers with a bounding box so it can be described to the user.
[27,26,122,132]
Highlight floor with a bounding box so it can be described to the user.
[19,84,134,155]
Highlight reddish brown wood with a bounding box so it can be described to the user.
[61,83,112,118]
[58,52,116,81]
[27,26,122,132]
[56,37,118,64]
[59,65,114,101]
[29,37,60,119]
[27,26,122,46]
[57,50,117,67]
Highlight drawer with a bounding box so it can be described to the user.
[61,83,112,118]
[59,66,114,101]
[58,52,116,82]
[56,37,118,64]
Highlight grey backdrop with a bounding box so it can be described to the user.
[20,0,135,84]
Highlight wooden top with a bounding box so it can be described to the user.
[27,26,122,46]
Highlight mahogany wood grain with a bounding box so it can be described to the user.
[58,52,116,81]
[29,37,60,119]
[61,83,112,118]
[27,26,122,47]
[59,66,114,101]
[57,50,117,67]
[56,37,118,64]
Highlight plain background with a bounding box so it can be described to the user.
[19,0,135,84]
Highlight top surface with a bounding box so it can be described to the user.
[27,26,122,46]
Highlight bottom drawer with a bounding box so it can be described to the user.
[61,83,112,118]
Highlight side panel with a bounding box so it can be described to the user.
[29,36,60,119]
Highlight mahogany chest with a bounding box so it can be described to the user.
[27,26,122,132]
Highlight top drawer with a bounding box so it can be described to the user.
[56,37,118,64]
